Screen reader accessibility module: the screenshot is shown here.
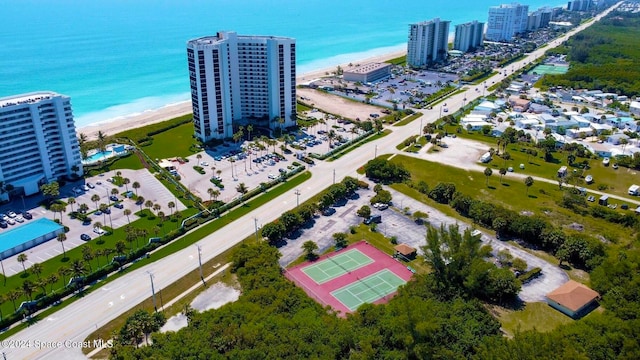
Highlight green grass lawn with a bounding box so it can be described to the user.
[444,126,640,199]
[327,130,391,161]
[493,302,573,337]
[143,122,198,159]
[112,114,192,142]
[393,112,423,126]
[388,155,635,246]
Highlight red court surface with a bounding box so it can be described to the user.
[285,241,414,315]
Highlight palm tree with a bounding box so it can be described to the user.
[236,183,248,204]
[524,176,534,196]
[247,124,253,141]
[327,130,336,151]
[499,167,507,184]
[91,194,100,210]
[70,259,87,291]
[153,203,161,215]
[94,249,104,268]
[115,241,127,261]
[7,290,21,311]
[123,178,130,192]
[137,196,145,212]
[22,279,35,301]
[79,203,89,214]
[125,227,137,253]
[207,188,215,202]
[132,181,141,196]
[82,247,94,271]
[57,233,68,258]
[17,253,28,275]
[144,200,153,213]
[174,212,183,228]
[46,274,59,293]
[30,263,43,279]
[93,221,104,243]
[78,133,89,160]
[484,167,493,186]
[210,189,220,202]
[99,203,108,225]
[123,209,132,225]
[110,187,119,201]
[68,197,76,213]
[137,229,148,250]
[97,130,107,152]
[58,266,70,287]
[167,201,175,215]
[196,153,202,164]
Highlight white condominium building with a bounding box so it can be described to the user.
[0,92,83,201]
[486,3,529,42]
[187,31,296,142]
[407,18,450,68]
[454,21,485,53]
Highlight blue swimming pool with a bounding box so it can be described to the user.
[84,150,113,163]
[0,218,64,255]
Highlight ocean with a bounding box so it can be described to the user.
[0,0,563,128]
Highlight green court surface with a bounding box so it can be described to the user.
[331,269,407,311]
[302,249,373,284]
[529,64,568,75]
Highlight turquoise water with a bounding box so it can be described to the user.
[0,0,563,127]
[84,151,113,163]
[0,218,63,254]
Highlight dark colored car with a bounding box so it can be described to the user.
[103,208,111,214]
[114,203,124,209]
[364,215,382,225]
[80,234,91,241]
[0,221,7,228]
[109,195,119,202]
[22,212,33,220]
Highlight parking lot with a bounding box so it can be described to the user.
[277,184,567,302]
[174,140,303,203]
[0,168,187,276]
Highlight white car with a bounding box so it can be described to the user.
[268,173,277,179]
[6,218,15,225]
[7,211,16,218]
[585,175,593,184]
[15,216,24,223]
[200,161,209,166]
[82,185,90,191]
[603,157,610,166]
[93,227,106,235]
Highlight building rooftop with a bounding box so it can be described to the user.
[546,280,599,312]
[394,243,417,256]
[344,63,391,75]
[0,91,60,108]
[188,32,293,46]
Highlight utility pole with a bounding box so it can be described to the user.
[196,244,204,285]
[294,189,301,207]
[254,218,259,242]
[333,169,336,184]
[148,272,157,312]
[374,145,378,159]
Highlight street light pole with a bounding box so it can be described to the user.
[254,218,259,242]
[294,189,301,207]
[374,145,378,159]
[419,117,423,138]
[333,169,336,184]
[196,244,204,285]
[148,272,157,312]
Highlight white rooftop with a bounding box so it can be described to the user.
[0,91,59,108]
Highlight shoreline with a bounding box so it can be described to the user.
[77,49,407,140]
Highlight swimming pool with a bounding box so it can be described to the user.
[82,143,130,165]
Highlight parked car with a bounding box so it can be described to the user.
[15,216,24,223]
[103,208,111,214]
[0,221,7,228]
[87,182,95,189]
[95,210,102,216]
[7,211,16,218]
[109,195,118,202]
[268,173,277,179]
[587,196,595,202]
[22,212,32,220]
[364,215,382,225]
[82,185,90,191]
[93,227,105,235]
[80,234,91,241]
[377,203,389,210]
[114,203,124,209]
[6,218,15,225]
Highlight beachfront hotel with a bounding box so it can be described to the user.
[0,92,83,201]
[453,21,485,53]
[187,31,296,142]
[407,18,450,68]
[485,3,529,42]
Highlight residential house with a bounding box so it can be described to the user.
[590,123,612,135]
[607,133,630,145]
[546,280,600,319]
[508,96,531,112]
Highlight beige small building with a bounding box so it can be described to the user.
[343,63,392,83]
[394,243,417,261]
[508,96,531,112]
[546,280,599,318]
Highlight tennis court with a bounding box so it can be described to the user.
[331,269,407,311]
[302,249,373,284]
[529,64,569,75]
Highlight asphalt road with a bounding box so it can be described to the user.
[2,4,619,358]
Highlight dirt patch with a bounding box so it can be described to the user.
[298,88,381,121]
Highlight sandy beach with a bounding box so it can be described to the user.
[76,50,407,140]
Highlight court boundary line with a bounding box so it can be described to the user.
[301,249,374,284]
[331,269,406,311]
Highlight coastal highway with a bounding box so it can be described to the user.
[3,4,619,359]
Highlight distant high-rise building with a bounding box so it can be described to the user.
[187,31,296,142]
[454,21,485,52]
[567,0,592,11]
[486,3,529,42]
[527,7,554,31]
[407,18,451,68]
[0,92,83,200]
